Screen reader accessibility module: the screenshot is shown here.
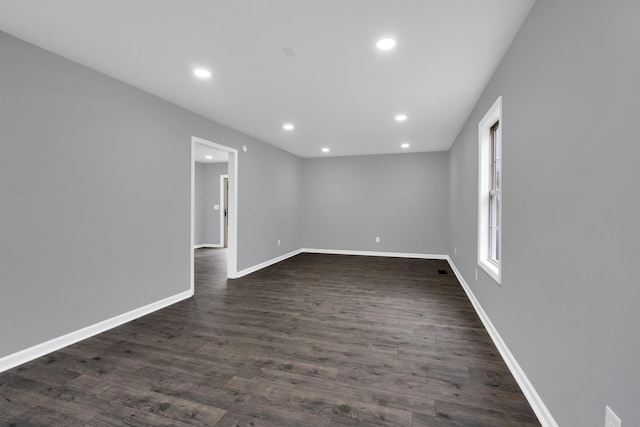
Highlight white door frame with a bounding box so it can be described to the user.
[219,174,229,248]
[191,136,239,286]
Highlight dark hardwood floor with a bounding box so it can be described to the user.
[0,249,540,426]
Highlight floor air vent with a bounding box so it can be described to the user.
[438,269,448,275]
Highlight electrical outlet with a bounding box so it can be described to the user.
[454,247,457,255]
[605,406,622,427]
[475,269,478,280]
[277,239,281,246]
[375,237,380,243]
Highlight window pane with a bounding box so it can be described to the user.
[489,226,498,261]
[495,123,502,159]
[491,121,501,191]
[489,194,498,227]
[489,193,500,263]
[496,124,501,262]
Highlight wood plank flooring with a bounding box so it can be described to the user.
[0,250,541,426]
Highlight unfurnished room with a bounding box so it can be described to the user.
[0,1,638,426]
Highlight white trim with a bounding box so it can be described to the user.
[447,256,558,427]
[219,174,229,248]
[302,248,448,260]
[478,96,502,284]
[235,249,303,278]
[194,244,223,249]
[190,141,196,293]
[191,137,238,280]
[0,290,192,374]
[228,152,238,277]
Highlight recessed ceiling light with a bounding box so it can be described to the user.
[401,143,410,149]
[395,114,407,121]
[193,68,211,78]
[322,147,330,153]
[205,155,213,160]
[376,38,396,50]
[283,123,295,131]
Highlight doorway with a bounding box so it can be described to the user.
[190,136,239,288]
[220,174,229,248]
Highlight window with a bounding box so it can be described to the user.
[489,121,501,263]
[478,96,502,284]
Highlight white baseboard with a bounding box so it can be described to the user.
[446,257,558,427]
[302,248,448,260]
[234,249,303,278]
[233,248,446,279]
[194,243,223,249]
[0,290,193,374]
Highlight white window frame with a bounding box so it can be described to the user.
[478,96,502,284]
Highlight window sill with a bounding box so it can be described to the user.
[478,259,501,285]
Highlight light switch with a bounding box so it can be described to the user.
[214,204,220,210]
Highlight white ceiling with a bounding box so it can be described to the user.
[0,0,535,158]
[194,144,229,164]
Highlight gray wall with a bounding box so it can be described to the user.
[0,32,302,359]
[195,162,228,246]
[302,152,449,255]
[239,138,302,267]
[448,0,640,425]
